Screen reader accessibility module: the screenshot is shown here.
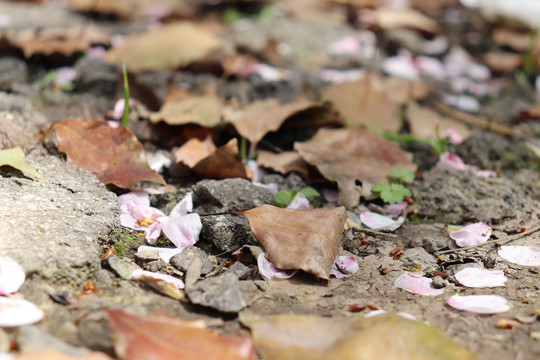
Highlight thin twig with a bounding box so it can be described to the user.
[353,228,398,240]
[435,224,540,255]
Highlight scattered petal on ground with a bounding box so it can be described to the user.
[446,294,510,314]
[454,268,507,288]
[132,269,184,299]
[257,253,298,279]
[383,201,408,216]
[360,211,405,231]
[157,193,202,249]
[330,256,359,278]
[498,246,540,266]
[450,223,491,247]
[118,192,164,230]
[436,152,471,172]
[442,128,464,144]
[144,222,162,244]
[0,257,25,295]
[0,298,44,327]
[137,246,183,263]
[394,272,444,296]
[132,269,184,289]
[287,193,310,210]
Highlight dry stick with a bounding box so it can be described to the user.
[435,223,540,255]
[433,102,516,136]
[354,228,398,240]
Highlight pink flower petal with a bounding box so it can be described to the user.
[287,193,310,210]
[257,253,298,279]
[441,128,464,145]
[0,298,43,327]
[360,211,404,231]
[454,268,507,288]
[383,201,408,216]
[394,272,444,296]
[0,257,25,295]
[446,294,509,314]
[158,193,202,249]
[475,169,497,178]
[498,246,540,266]
[450,223,491,247]
[144,222,163,244]
[330,256,359,279]
[323,189,340,203]
[137,246,183,263]
[327,36,361,54]
[119,192,164,230]
[436,152,471,172]
[132,269,184,289]
[112,98,137,121]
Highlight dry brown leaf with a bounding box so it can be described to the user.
[104,22,221,73]
[295,127,416,209]
[174,135,217,167]
[482,52,523,72]
[239,205,347,279]
[67,0,184,19]
[15,350,112,360]
[282,0,346,25]
[406,103,470,141]
[54,119,165,188]
[191,138,247,179]
[492,28,540,52]
[243,313,478,360]
[519,102,540,119]
[324,74,401,132]
[150,95,223,127]
[384,76,434,105]
[223,98,317,144]
[360,8,439,34]
[256,150,309,179]
[108,309,255,360]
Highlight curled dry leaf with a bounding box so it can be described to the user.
[54,119,165,188]
[107,309,255,360]
[104,22,221,73]
[150,95,223,128]
[240,205,347,279]
[174,136,216,168]
[256,150,309,179]
[190,138,248,179]
[223,98,317,144]
[0,146,41,179]
[295,127,416,209]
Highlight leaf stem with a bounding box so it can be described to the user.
[120,61,130,128]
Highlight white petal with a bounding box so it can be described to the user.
[394,272,444,296]
[383,201,408,216]
[257,253,298,279]
[119,192,164,230]
[360,211,404,231]
[169,192,194,217]
[287,193,310,210]
[498,246,540,266]
[446,294,509,314]
[132,269,184,289]
[450,223,491,247]
[159,212,202,249]
[0,298,43,327]
[330,256,359,278]
[144,222,162,244]
[454,267,507,288]
[0,257,25,295]
[137,246,183,263]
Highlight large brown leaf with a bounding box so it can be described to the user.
[243,313,478,360]
[104,22,221,73]
[407,103,470,141]
[223,98,317,144]
[294,127,416,209]
[54,119,164,188]
[107,309,255,360]
[191,138,248,179]
[174,135,217,168]
[257,150,309,179]
[149,95,223,127]
[239,205,347,279]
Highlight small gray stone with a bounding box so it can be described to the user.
[0,57,27,91]
[135,249,159,262]
[431,276,447,289]
[227,261,251,280]
[193,178,274,214]
[260,172,307,192]
[104,255,140,280]
[199,215,254,252]
[74,58,118,98]
[186,272,246,313]
[170,247,213,275]
[77,310,114,354]
[143,260,166,272]
[93,269,114,289]
[400,247,439,275]
[398,223,454,253]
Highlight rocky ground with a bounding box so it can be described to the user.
[0,1,540,359]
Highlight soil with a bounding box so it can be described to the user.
[1,1,540,359]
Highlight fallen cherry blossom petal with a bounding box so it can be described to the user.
[442,94,480,112]
[0,298,44,327]
[364,309,386,318]
[158,193,202,249]
[454,267,507,288]
[0,257,25,295]
[397,312,417,321]
[383,201,408,216]
[436,152,471,172]
[287,193,310,210]
[330,256,359,278]
[394,272,444,296]
[323,189,340,202]
[360,211,404,231]
[137,246,183,263]
[119,192,164,231]
[446,294,510,314]
[112,98,136,121]
[132,269,184,289]
[144,222,162,244]
[442,128,464,145]
[257,253,298,279]
[475,169,497,178]
[498,246,540,266]
[327,36,361,54]
[450,223,491,247]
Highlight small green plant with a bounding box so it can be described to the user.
[371,167,414,204]
[380,125,449,157]
[120,61,130,128]
[274,186,320,207]
[111,229,143,258]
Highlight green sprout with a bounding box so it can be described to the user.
[274,186,320,207]
[371,167,414,204]
[380,125,449,157]
[120,61,130,128]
